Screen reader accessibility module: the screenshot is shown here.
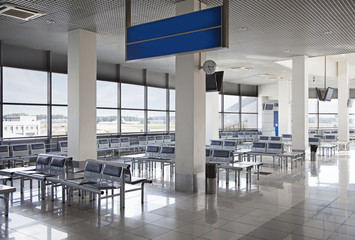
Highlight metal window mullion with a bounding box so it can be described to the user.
[47,51,52,138]
[0,41,3,140]
[144,70,148,133]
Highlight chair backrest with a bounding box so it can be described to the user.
[210,140,223,148]
[35,154,52,172]
[84,160,103,181]
[270,136,282,142]
[120,137,130,147]
[267,143,284,154]
[324,135,336,142]
[97,139,110,148]
[308,137,320,146]
[147,136,156,144]
[223,140,236,149]
[49,156,67,175]
[313,134,323,140]
[138,136,147,145]
[258,136,270,142]
[110,138,120,147]
[211,149,234,163]
[155,135,164,143]
[0,145,10,158]
[30,143,46,155]
[251,142,266,153]
[281,134,292,142]
[101,163,126,184]
[59,141,68,152]
[206,149,212,157]
[163,135,171,143]
[12,144,29,157]
[145,145,160,156]
[160,146,175,158]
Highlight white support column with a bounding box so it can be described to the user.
[278,80,292,135]
[175,0,206,193]
[338,61,349,143]
[206,92,219,145]
[291,56,308,151]
[68,29,97,161]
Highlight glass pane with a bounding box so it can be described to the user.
[319,99,338,113]
[97,81,118,108]
[308,99,318,113]
[148,111,167,132]
[3,67,47,104]
[219,94,222,112]
[224,113,240,131]
[148,87,166,110]
[97,109,118,134]
[169,112,175,131]
[349,115,355,129]
[52,106,68,135]
[241,97,257,113]
[224,95,239,112]
[308,114,318,129]
[349,100,355,114]
[121,110,144,133]
[52,73,68,104]
[319,114,338,128]
[170,89,175,111]
[3,105,47,137]
[121,84,144,109]
[241,114,257,129]
[219,113,222,130]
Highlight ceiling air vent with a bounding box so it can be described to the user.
[0,3,46,21]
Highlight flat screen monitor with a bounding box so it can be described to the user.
[324,87,334,101]
[316,87,323,101]
[206,71,223,92]
[263,104,273,110]
[206,73,217,92]
[215,71,223,92]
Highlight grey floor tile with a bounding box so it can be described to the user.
[200,229,243,240]
[152,230,197,240]
[128,223,171,239]
[262,220,301,233]
[248,227,289,240]
[220,222,258,235]
[336,224,355,236]
[292,225,333,239]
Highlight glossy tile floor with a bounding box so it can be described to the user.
[2,145,355,240]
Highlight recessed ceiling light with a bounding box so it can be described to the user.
[324,30,333,34]
[46,19,55,24]
[267,76,285,80]
[239,27,248,31]
[258,74,272,78]
[230,66,253,71]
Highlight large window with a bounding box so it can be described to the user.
[148,87,166,110]
[121,110,144,133]
[219,94,258,130]
[308,99,338,130]
[224,95,239,112]
[52,106,68,135]
[3,67,47,104]
[241,97,257,113]
[52,73,68,105]
[1,66,178,138]
[3,105,47,138]
[121,83,144,109]
[148,111,167,132]
[97,81,118,108]
[97,109,118,134]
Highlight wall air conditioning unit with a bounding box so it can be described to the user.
[0,3,46,21]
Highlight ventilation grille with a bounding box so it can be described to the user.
[0,3,45,21]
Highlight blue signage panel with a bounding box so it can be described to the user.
[127,28,222,61]
[126,6,226,61]
[127,6,221,44]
